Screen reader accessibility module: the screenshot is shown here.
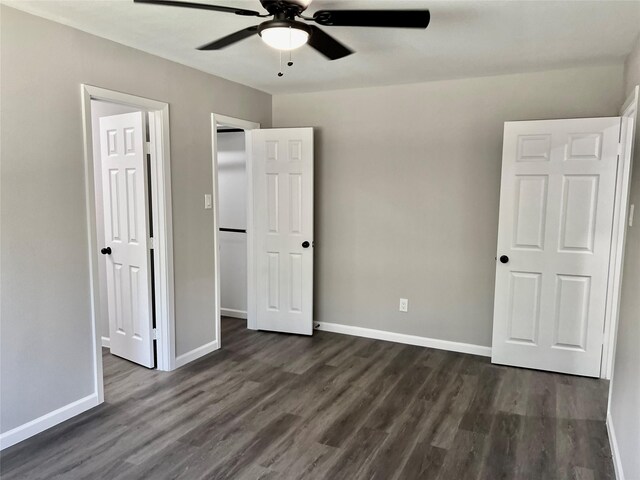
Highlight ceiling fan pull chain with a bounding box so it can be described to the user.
[278,50,284,77]
[281,27,292,67]
[288,27,294,66]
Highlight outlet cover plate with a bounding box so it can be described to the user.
[399,298,408,312]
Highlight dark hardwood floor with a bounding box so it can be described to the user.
[1,317,614,479]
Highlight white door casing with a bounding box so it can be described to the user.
[492,117,620,377]
[602,85,639,379]
[211,113,260,340]
[251,128,314,335]
[99,111,155,368]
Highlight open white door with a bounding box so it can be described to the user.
[492,117,620,377]
[99,112,155,368]
[250,128,314,335]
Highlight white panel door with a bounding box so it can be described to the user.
[492,117,621,377]
[99,112,155,368]
[251,128,314,335]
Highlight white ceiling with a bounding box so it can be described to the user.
[5,0,640,94]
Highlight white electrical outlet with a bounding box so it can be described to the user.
[399,298,408,312]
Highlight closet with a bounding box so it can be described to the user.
[217,127,248,320]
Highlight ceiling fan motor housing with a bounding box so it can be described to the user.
[258,19,312,37]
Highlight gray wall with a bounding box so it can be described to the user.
[0,6,271,433]
[217,132,248,314]
[273,65,624,348]
[609,33,640,480]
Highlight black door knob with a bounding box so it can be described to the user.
[101,247,112,255]
[302,241,310,248]
[499,255,509,264]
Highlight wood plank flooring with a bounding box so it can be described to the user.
[0,317,614,479]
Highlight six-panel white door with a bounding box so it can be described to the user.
[492,117,620,377]
[251,128,314,335]
[99,112,155,368]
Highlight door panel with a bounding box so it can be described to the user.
[99,111,155,368]
[517,135,551,161]
[559,175,599,252]
[252,128,314,335]
[506,271,541,345]
[553,274,590,350]
[513,175,548,250]
[492,117,620,377]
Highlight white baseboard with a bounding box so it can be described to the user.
[221,308,247,319]
[101,336,110,348]
[607,413,625,480]
[0,393,99,451]
[174,340,220,368]
[315,322,492,357]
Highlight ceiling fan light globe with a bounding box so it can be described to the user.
[260,26,309,51]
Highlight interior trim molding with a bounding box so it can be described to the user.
[101,336,110,348]
[607,413,625,480]
[81,84,177,407]
[601,85,639,379]
[315,322,492,357]
[210,113,262,342]
[0,393,99,451]
[220,308,248,319]
[174,340,220,369]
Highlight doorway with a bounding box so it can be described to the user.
[216,126,249,321]
[211,114,260,345]
[81,85,175,404]
[212,117,316,341]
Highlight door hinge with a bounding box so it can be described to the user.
[617,142,623,156]
[144,141,152,156]
[148,237,155,249]
[152,328,158,340]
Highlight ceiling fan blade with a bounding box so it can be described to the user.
[197,26,259,50]
[134,0,264,17]
[312,10,430,29]
[307,25,353,60]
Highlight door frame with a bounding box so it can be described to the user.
[601,85,639,379]
[210,113,261,343]
[81,85,176,396]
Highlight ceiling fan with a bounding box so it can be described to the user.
[133,0,431,61]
